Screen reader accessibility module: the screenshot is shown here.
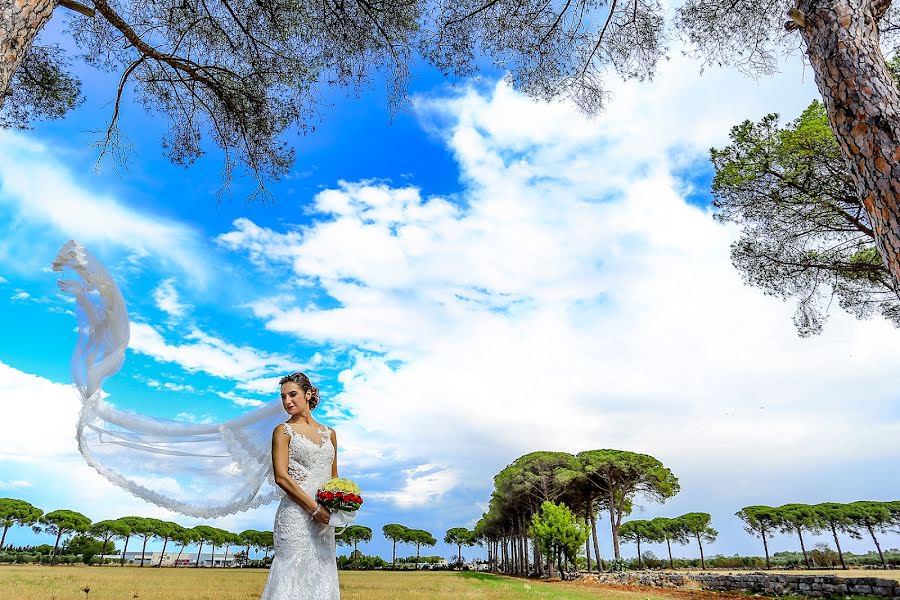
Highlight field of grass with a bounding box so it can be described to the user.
[0,566,681,600]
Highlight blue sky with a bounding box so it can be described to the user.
[2,16,900,565]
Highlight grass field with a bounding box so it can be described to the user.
[0,566,679,600]
[4,566,900,600]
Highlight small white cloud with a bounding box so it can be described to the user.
[0,275,7,284]
[175,412,215,424]
[215,390,264,408]
[0,479,32,489]
[11,291,30,301]
[152,278,190,318]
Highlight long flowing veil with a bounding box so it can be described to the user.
[52,240,287,517]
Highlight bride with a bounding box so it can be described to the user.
[261,372,341,600]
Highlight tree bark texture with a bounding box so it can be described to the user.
[796,0,900,293]
[1,0,55,104]
[590,508,603,572]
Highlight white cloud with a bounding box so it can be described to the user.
[174,412,216,425]
[0,480,32,489]
[0,131,208,285]
[10,291,30,301]
[129,321,299,382]
[153,278,190,318]
[218,50,900,546]
[367,464,458,508]
[215,390,265,408]
[0,275,7,284]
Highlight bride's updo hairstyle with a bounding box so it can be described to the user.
[279,372,321,410]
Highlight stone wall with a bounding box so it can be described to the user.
[576,570,900,597]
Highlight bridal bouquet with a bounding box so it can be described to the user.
[316,478,363,535]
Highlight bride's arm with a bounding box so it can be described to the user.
[271,427,317,512]
[330,428,338,479]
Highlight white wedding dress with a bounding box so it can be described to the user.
[260,422,340,600]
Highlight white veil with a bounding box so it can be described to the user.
[53,240,288,517]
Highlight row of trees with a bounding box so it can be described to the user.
[737,501,900,570]
[474,449,680,578]
[619,513,718,570]
[1,497,476,571]
[0,497,274,566]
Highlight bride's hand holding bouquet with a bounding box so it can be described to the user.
[314,478,363,535]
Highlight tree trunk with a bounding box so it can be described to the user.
[195,539,203,567]
[866,525,887,568]
[794,0,900,293]
[223,543,230,568]
[797,527,810,569]
[666,537,674,570]
[1,524,9,549]
[102,534,113,561]
[176,544,185,567]
[761,527,770,569]
[51,529,63,557]
[534,537,543,577]
[0,0,56,104]
[512,533,518,575]
[585,530,591,572]
[391,540,396,570]
[608,489,621,559]
[636,535,642,569]
[696,534,705,570]
[158,538,168,567]
[140,537,149,567]
[121,535,130,566]
[590,508,603,572]
[828,525,847,570]
[522,533,529,576]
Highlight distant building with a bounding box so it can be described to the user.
[99,551,239,567]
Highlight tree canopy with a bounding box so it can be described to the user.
[712,100,900,335]
[37,509,91,556]
[0,498,43,550]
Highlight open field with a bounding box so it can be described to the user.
[0,566,696,600]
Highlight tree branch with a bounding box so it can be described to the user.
[58,0,95,17]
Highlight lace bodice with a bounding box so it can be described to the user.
[283,422,334,494]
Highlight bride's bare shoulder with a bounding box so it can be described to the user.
[272,422,291,440]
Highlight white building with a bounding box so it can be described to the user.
[99,551,240,567]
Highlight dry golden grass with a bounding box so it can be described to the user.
[0,566,681,600]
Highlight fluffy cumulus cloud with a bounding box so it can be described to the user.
[217,54,900,552]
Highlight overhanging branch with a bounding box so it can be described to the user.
[58,0,95,17]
